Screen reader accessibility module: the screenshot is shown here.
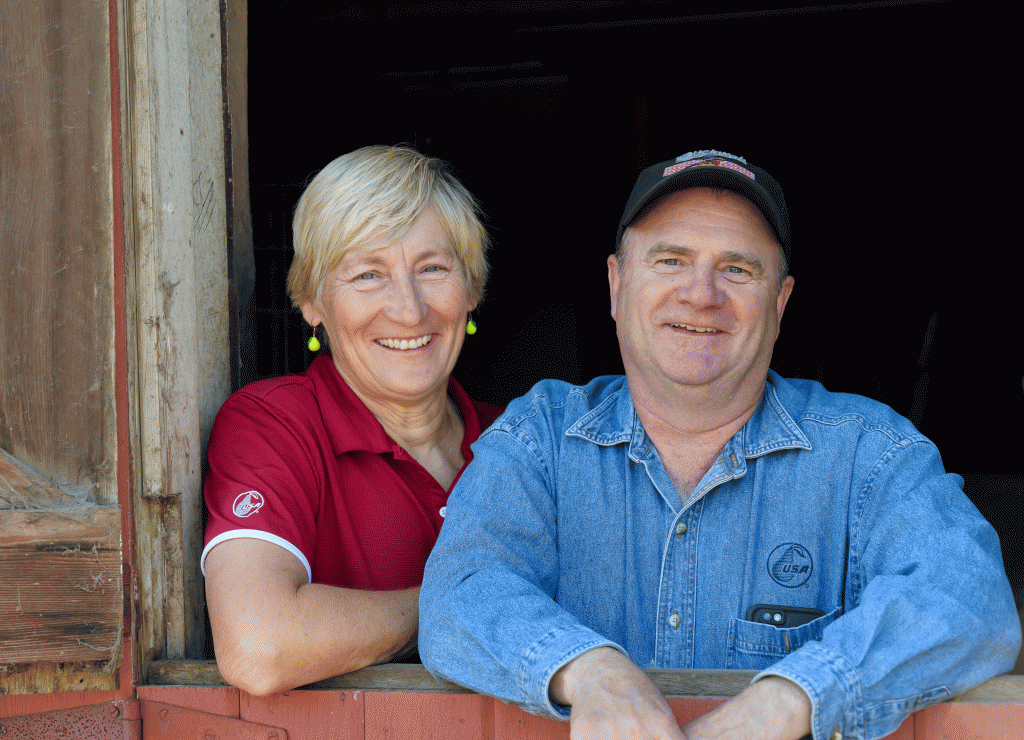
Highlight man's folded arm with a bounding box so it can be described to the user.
[755,442,1021,740]
[420,425,624,717]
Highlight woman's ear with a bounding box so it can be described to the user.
[300,302,323,329]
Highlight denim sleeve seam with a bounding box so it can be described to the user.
[517,628,624,720]
[755,643,864,740]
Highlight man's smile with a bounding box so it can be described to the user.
[670,323,722,334]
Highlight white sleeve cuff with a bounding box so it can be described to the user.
[201,529,312,583]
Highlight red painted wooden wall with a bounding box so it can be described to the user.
[132,686,1023,740]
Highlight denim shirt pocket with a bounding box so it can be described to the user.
[726,607,841,670]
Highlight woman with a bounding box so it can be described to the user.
[202,145,502,695]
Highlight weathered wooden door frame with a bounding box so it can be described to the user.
[121,0,248,683]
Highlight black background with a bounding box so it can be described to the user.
[245,2,1021,605]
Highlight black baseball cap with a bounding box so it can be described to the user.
[617,149,791,269]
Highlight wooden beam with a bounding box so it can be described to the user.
[123,0,231,668]
[146,660,1024,704]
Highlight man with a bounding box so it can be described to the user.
[418,150,1020,740]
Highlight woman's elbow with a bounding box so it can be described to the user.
[214,638,298,696]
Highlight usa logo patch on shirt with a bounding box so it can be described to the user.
[232,490,265,518]
[767,543,813,587]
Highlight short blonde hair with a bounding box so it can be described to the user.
[288,145,490,311]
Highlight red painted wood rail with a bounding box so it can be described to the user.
[130,662,1023,740]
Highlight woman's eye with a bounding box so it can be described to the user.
[357,272,376,280]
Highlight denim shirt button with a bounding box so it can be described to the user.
[669,611,681,629]
[675,522,687,537]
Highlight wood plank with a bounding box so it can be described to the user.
[144,661,1024,704]
[649,668,757,698]
[0,689,117,719]
[914,702,1024,740]
[124,0,231,672]
[0,0,117,507]
[141,700,289,740]
[365,692,494,740]
[242,689,364,739]
[144,661,755,697]
[137,685,240,718]
[0,0,124,696]
[0,663,117,696]
[0,506,120,548]
[493,701,568,740]
[886,715,916,740]
[0,544,122,663]
[131,675,1024,740]
[489,697,917,739]
[146,659,229,687]
[955,674,1024,704]
[0,505,122,666]
[223,0,256,391]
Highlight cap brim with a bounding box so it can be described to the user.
[620,166,787,249]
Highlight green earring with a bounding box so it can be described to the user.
[466,316,477,335]
[307,329,321,352]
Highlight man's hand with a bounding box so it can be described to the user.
[549,647,686,740]
[682,676,812,740]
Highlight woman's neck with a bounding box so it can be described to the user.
[354,384,467,490]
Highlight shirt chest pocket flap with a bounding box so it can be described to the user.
[726,606,841,670]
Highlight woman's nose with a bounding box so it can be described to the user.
[385,273,429,324]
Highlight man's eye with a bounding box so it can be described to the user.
[661,258,680,266]
[727,266,747,274]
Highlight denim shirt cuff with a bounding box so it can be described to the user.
[753,641,862,740]
[517,624,626,720]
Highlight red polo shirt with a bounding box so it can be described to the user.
[202,354,503,591]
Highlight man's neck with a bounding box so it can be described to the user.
[627,374,767,502]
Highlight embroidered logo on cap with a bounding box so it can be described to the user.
[663,157,756,182]
[767,543,813,587]
[232,490,265,518]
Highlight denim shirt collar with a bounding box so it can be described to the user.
[566,370,813,463]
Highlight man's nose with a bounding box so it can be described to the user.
[675,267,724,308]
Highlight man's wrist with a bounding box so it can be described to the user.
[549,646,630,706]
[755,676,813,738]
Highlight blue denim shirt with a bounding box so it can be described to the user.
[420,372,1020,740]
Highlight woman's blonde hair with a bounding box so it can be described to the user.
[288,145,489,311]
